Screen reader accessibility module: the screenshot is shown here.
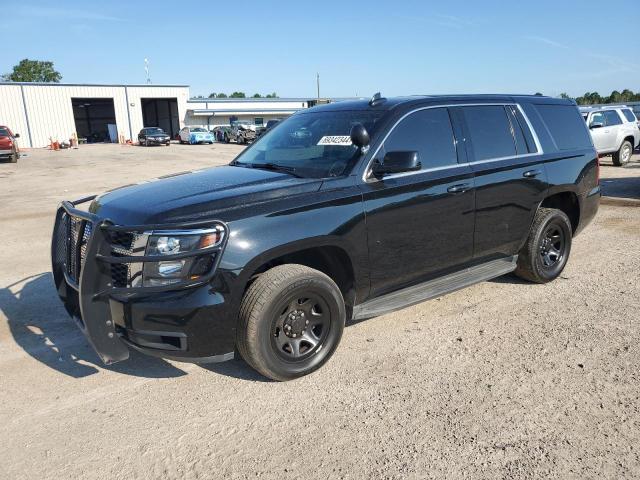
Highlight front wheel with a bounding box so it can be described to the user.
[237,264,345,381]
[612,140,633,166]
[10,150,18,163]
[515,207,572,283]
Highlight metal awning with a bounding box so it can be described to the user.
[189,108,301,117]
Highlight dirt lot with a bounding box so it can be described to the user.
[1,144,639,480]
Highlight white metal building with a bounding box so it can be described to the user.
[0,82,336,148]
[0,83,190,148]
[183,98,311,129]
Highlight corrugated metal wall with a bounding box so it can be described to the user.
[0,84,189,148]
[0,85,30,145]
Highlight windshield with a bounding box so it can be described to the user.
[146,128,165,134]
[232,110,384,178]
[191,128,207,132]
[0,128,10,136]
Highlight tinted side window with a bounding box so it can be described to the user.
[535,104,592,150]
[590,112,605,126]
[383,108,457,169]
[604,110,622,126]
[462,106,516,161]
[621,109,636,122]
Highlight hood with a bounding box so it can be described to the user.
[89,165,322,225]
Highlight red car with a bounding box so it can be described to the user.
[0,126,20,163]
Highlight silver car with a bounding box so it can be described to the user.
[580,106,640,166]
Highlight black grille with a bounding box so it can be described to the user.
[107,231,136,251]
[111,261,130,288]
[107,232,140,288]
[58,213,93,284]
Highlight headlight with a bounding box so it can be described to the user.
[142,226,225,287]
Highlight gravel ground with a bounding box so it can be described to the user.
[1,145,639,480]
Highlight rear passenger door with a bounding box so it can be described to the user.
[457,104,548,260]
[602,110,624,150]
[360,107,475,297]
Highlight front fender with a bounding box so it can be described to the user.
[216,178,369,305]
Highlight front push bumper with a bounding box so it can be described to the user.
[51,197,236,365]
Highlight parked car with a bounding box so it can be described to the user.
[138,127,170,146]
[228,121,257,144]
[0,126,20,163]
[52,94,600,381]
[579,106,640,165]
[256,119,282,138]
[179,127,214,145]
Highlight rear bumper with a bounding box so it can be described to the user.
[51,197,236,364]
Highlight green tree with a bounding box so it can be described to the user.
[252,93,262,98]
[216,93,228,98]
[2,58,62,82]
[558,92,572,99]
[208,92,217,98]
[265,92,278,98]
[230,91,246,98]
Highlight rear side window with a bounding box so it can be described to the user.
[603,110,622,126]
[621,109,636,122]
[462,105,516,161]
[535,104,592,151]
[383,108,457,169]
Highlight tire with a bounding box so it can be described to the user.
[612,140,632,166]
[515,207,572,283]
[237,264,346,381]
[145,139,149,147]
[10,150,18,163]
[224,134,229,144]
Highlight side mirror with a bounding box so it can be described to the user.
[372,151,421,176]
[590,122,604,129]
[350,123,370,147]
[14,133,20,138]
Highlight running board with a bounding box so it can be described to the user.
[352,256,518,320]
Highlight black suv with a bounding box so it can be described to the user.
[52,94,600,381]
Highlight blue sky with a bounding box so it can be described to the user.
[1,0,638,98]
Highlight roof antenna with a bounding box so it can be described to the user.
[369,92,386,106]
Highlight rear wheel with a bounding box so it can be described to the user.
[612,140,632,166]
[237,264,345,381]
[515,207,572,283]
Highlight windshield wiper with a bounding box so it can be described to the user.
[238,162,304,178]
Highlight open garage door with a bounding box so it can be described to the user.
[72,98,117,143]
[142,98,179,138]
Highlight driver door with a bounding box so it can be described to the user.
[359,107,475,298]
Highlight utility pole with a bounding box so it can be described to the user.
[316,73,320,99]
[144,58,151,84]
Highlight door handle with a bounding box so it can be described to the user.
[523,169,542,178]
[447,183,471,194]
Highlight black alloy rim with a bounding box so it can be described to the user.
[539,223,565,268]
[271,293,331,361]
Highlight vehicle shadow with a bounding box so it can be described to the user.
[600,176,640,200]
[487,272,531,285]
[200,358,273,383]
[0,272,187,379]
